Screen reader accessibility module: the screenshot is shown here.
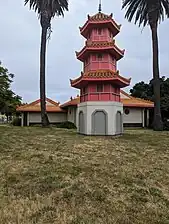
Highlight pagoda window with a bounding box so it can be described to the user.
[109,30,112,38]
[98,28,102,35]
[92,55,97,61]
[97,84,103,92]
[112,57,115,64]
[85,57,90,65]
[82,86,87,94]
[98,54,103,61]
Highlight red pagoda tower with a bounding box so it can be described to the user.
[70,6,131,135]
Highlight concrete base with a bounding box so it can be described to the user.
[77,101,123,136]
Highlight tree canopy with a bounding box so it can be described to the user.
[0,62,22,116]
[122,0,169,27]
[130,77,169,120]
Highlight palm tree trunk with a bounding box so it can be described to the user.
[150,23,163,131]
[40,26,49,127]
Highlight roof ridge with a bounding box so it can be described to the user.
[120,90,132,99]
[132,97,153,103]
[17,98,60,110]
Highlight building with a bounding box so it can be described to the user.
[70,9,131,135]
[17,98,66,126]
[17,90,154,127]
[61,90,154,128]
[16,7,154,131]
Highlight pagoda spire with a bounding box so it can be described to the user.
[98,0,102,13]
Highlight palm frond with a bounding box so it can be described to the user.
[25,0,68,18]
[122,0,169,27]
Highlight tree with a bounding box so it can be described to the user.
[122,0,169,131]
[130,81,153,100]
[130,77,169,121]
[0,62,22,119]
[25,0,69,127]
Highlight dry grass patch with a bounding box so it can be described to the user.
[0,126,169,223]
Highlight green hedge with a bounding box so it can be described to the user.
[11,117,21,126]
[56,121,76,129]
[163,119,169,131]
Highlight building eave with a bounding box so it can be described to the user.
[123,104,154,108]
[80,13,121,38]
[61,90,154,108]
[16,98,65,113]
[70,70,131,89]
[76,41,124,62]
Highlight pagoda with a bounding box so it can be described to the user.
[70,4,131,135]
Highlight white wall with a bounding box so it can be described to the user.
[67,107,77,125]
[123,108,143,124]
[77,101,123,135]
[29,112,67,124]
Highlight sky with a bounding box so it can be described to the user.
[0,0,169,103]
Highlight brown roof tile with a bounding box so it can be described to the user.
[17,98,66,112]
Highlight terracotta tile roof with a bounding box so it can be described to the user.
[76,41,124,61]
[61,91,154,108]
[83,70,115,78]
[86,40,112,47]
[122,98,154,108]
[61,97,80,108]
[17,98,66,112]
[79,13,121,36]
[83,70,128,79]
[70,70,131,87]
[120,90,154,107]
[90,12,112,21]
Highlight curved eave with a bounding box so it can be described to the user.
[70,76,130,89]
[80,20,121,38]
[76,45,124,62]
[61,98,80,108]
[123,103,154,108]
[16,107,66,112]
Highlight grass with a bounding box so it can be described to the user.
[0,126,169,223]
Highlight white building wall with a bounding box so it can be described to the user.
[67,107,77,125]
[123,108,143,124]
[77,101,123,135]
[21,113,24,127]
[29,112,67,123]
[66,107,146,128]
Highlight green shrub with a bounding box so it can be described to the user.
[12,117,21,126]
[56,121,76,129]
[163,119,169,131]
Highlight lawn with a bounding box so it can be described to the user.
[0,126,169,224]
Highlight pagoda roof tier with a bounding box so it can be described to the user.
[76,40,125,62]
[70,70,131,89]
[79,12,121,38]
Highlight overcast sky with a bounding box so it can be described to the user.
[0,0,169,103]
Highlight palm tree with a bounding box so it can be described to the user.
[122,0,169,131]
[25,0,68,127]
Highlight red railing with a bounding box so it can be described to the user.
[80,92,120,102]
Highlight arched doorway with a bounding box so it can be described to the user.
[116,111,123,135]
[92,110,107,135]
[79,111,84,134]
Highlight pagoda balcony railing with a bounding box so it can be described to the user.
[85,38,114,46]
[80,92,120,102]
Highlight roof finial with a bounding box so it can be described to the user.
[98,0,102,13]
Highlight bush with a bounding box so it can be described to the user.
[12,117,21,126]
[56,121,76,129]
[163,119,169,131]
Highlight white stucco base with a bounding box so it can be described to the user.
[77,101,123,136]
[21,112,67,126]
